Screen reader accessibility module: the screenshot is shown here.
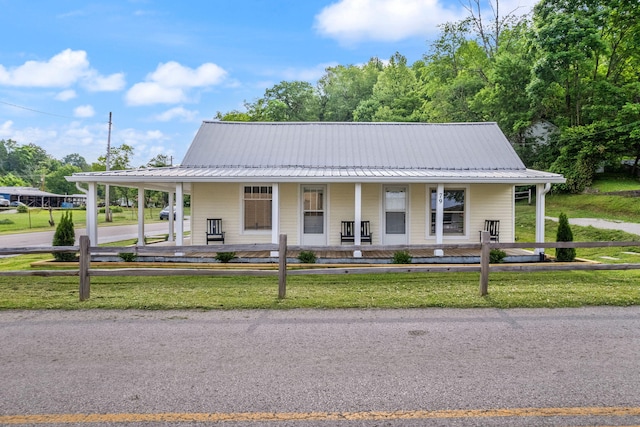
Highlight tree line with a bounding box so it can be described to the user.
[217,0,640,192]
[0,138,172,207]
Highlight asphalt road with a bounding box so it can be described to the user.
[1,307,639,426]
[0,220,190,248]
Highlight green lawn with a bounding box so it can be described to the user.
[1,271,638,310]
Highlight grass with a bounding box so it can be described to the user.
[588,173,640,193]
[0,271,638,310]
[516,202,640,263]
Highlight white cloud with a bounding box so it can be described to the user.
[74,105,95,118]
[149,61,226,88]
[125,61,227,106]
[126,82,187,106]
[314,0,464,44]
[83,71,126,92]
[0,120,58,149]
[153,106,199,122]
[55,89,77,101]
[0,49,125,92]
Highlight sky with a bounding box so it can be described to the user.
[0,0,537,168]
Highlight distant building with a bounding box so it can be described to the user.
[0,186,85,208]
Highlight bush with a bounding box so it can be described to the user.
[555,212,576,262]
[0,218,14,225]
[297,251,317,263]
[215,252,236,263]
[52,211,76,262]
[118,252,137,262]
[490,249,507,263]
[392,250,412,264]
[98,206,123,214]
[16,204,28,213]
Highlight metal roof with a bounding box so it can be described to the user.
[67,121,565,187]
[182,121,527,170]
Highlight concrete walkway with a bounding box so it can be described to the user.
[546,217,640,236]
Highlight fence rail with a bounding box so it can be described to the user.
[2,234,640,300]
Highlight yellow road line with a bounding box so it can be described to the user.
[1,406,640,424]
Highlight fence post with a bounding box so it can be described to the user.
[79,235,90,301]
[479,231,490,296]
[278,234,287,299]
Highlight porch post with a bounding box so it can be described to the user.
[167,191,175,242]
[535,183,551,257]
[86,182,98,245]
[434,183,444,256]
[137,186,145,246]
[175,183,184,246]
[271,183,280,257]
[354,183,362,258]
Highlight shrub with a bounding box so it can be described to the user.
[392,250,412,264]
[215,252,236,263]
[297,251,317,263]
[16,204,28,213]
[0,218,14,225]
[489,249,507,263]
[118,252,137,262]
[555,212,576,262]
[52,211,76,262]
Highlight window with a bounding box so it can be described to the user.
[430,189,465,235]
[303,187,324,234]
[385,187,406,234]
[244,186,272,230]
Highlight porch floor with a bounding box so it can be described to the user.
[130,241,540,264]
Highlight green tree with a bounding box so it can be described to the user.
[45,165,82,195]
[62,153,90,171]
[555,212,576,262]
[52,211,76,262]
[353,53,420,122]
[93,144,135,207]
[246,81,320,121]
[318,59,383,122]
[0,172,28,187]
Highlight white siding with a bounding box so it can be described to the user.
[469,184,514,242]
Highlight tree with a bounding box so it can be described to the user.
[0,173,27,187]
[245,81,320,121]
[94,144,135,207]
[45,165,82,195]
[147,154,172,168]
[528,0,606,127]
[555,212,576,262]
[62,153,90,171]
[317,59,383,122]
[353,53,421,122]
[52,211,76,262]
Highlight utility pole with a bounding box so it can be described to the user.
[105,112,113,222]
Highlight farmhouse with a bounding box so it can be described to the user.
[66,121,565,257]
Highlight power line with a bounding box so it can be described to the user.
[0,100,94,121]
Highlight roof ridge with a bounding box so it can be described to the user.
[201,121,498,126]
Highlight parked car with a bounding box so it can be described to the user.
[0,197,9,207]
[159,206,176,220]
[10,201,26,207]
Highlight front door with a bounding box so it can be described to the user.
[301,186,326,245]
[384,186,407,245]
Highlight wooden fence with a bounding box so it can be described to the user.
[515,187,532,204]
[1,233,639,301]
